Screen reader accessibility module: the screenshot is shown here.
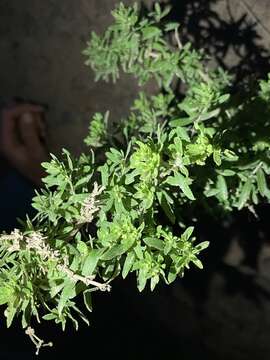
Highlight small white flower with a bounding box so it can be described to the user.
[78,182,104,224]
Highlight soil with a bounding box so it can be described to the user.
[0,1,270,359]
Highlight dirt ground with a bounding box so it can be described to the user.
[0,1,270,359]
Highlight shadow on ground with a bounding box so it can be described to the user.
[165,0,270,85]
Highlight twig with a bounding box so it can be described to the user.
[57,265,111,292]
[174,28,183,50]
[25,327,53,355]
[252,161,262,175]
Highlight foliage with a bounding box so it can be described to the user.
[1,2,270,351]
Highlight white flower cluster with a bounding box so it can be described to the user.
[78,182,104,224]
[0,228,111,292]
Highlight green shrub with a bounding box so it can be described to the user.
[1,2,270,353]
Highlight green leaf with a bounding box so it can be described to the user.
[181,226,194,241]
[175,127,190,142]
[238,179,252,209]
[82,248,106,276]
[43,313,57,321]
[143,237,164,250]
[83,290,93,312]
[165,22,179,32]
[200,108,220,122]
[216,169,235,177]
[213,149,222,166]
[167,266,177,284]
[218,94,230,104]
[63,149,73,171]
[195,241,209,252]
[0,286,13,305]
[50,282,65,298]
[192,257,203,269]
[217,175,228,201]
[5,305,17,328]
[170,117,194,127]
[150,275,160,291]
[122,252,135,279]
[101,244,127,261]
[157,190,176,224]
[98,164,109,187]
[166,173,195,200]
[58,279,77,315]
[138,270,147,292]
[154,2,161,15]
[75,174,93,188]
[204,188,220,197]
[224,149,239,161]
[142,26,161,40]
[77,240,88,257]
[257,168,267,196]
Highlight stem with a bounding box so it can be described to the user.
[252,161,263,175]
[57,265,111,292]
[174,28,183,50]
[25,327,53,355]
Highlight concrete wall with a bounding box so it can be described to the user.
[0,0,269,155]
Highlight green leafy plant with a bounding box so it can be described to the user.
[1,2,270,353]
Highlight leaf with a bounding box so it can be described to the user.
[63,149,73,171]
[142,26,161,40]
[125,171,136,185]
[218,94,230,104]
[75,174,93,188]
[122,252,135,279]
[98,164,109,187]
[43,313,57,321]
[204,188,220,197]
[143,237,164,250]
[257,168,267,196]
[157,191,176,224]
[170,117,194,127]
[83,290,93,313]
[224,149,239,161]
[166,173,195,200]
[181,226,194,241]
[58,279,76,315]
[167,266,177,284]
[101,244,127,261]
[82,248,106,276]
[138,270,147,292]
[175,127,190,142]
[238,179,252,209]
[77,240,88,257]
[195,241,209,252]
[165,22,179,32]
[150,275,160,291]
[0,286,13,305]
[213,149,222,166]
[216,169,235,177]
[50,282,65,298]
[154,2,161,15]
[192,257,203,269]
[199,108,220,122]
[5,305,17,328]
[217,175,228,201]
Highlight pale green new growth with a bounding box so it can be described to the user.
[1,2,270,352]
